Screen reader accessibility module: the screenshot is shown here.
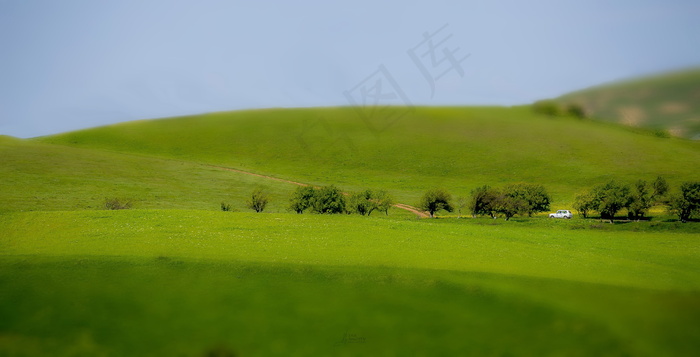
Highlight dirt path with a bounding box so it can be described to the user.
[207,164,430,218]
[393,203,431,218]
[208,165,310,186]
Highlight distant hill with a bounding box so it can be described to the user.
[554,68,700,140]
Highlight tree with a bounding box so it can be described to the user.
[652,176,669,203]
[573,191,597,218]
[419,188,453,218]
[592,181,631,223]
[288,186,316,214]
[492,192,528,221]
[374,190,394,216]
[311,185,346,214]
[504,183,551,217]
[668,181,700,222]
[469,185,498,218]
[246,188,269,213]
[347,189,378,216]
[628,180,651,220]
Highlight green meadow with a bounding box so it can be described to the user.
[35,106,700,206]
[2,106,700,356]
[2,211,699,356]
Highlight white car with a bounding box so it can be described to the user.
[549,210,573,219]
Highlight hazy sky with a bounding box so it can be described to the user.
[1,0,699,138]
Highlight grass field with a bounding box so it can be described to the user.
[34,106,700,206]
[2,210,699,356]
[0,136,298,214]
[2,106,700,356]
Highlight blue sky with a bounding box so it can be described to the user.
[1,0,699,138]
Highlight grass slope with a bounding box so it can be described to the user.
[0,136,299,213]
[3,107,700,355]
[35,106,700,207]
[556,68,700,139]
[2,210,699,356]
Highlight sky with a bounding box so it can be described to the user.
[1,0,699,138]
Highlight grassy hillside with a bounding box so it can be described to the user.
[35,106,700,207]
[556,68,700,140]
[2,210,699,356]
[3,106,700,356]
[0,136,299,213]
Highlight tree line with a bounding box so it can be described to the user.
[418,184,551,220]
[229,178,700,223]
[574,178,700,223]
[289,185,394,216]
[227,185,394,216]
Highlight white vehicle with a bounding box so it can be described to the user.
[549,210,573,219]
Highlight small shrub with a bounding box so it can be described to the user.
[532,100,561,117]
[653,129,671,138]
[246,188,269,213]
[565,103,587,119]
[104,197,132,210]
[288,186,316,214]
[220,202,232,212]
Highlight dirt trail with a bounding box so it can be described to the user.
[207,164,430,218]
[393,203,431,218]
[208,165,310,186]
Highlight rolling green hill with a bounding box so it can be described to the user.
[3,106,700,355]
[555,67,700,140]
[0,135,298,213]
[34,106,700,208]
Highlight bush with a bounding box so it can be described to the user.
[311,185,346,214]
[246,188,269,213]
[653,129,671,138]
[347,190,376,216]
[104,197,132,210]
[220,202,232,212]
[532,100,560,117]
[668,182,700,222]
[565,103,587,119]
[289,186,316,214]
[504,183,551,217]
